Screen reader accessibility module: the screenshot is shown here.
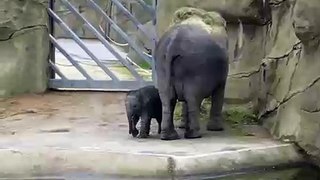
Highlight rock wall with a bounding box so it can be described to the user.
[156,0,320,164]
[0,0,49,97]
[258,0,320,165]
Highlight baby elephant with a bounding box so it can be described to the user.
[125,85,162,138]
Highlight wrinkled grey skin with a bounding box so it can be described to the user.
[154,24,229,140]
[125,85,162,138]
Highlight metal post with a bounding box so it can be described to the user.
[49,0,56,79]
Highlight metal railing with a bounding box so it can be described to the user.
[48,0,157,91]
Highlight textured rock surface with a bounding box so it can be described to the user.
[257,0,320,165]
[157,0,270,36]
[0,0,49,97]
[156,0,320,165]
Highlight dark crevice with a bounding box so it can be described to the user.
[261,72,320,117]
[284,74,320,103]
[267,42,302,60]
[229,42,301,80]
[0,24,47,42]
[287,56,300,94]
[269,0,288,7]
[301,108,320,113]
[261,75,320,118]
[228,67,261,78]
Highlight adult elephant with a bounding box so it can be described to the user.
[154,7,239,140]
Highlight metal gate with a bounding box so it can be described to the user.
[48,0,157,91]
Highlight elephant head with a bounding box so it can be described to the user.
[125,92,142,137]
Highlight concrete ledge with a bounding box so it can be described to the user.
[0,144,303,178]
[174,144,303,176]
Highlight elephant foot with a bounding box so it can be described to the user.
[131,129,139,137]
[137,132,149,139]
[160,129,180,140]
[184,130,202,139]
[207,117,224,131]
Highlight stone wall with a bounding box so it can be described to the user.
[258,0,320,165]
[0,0,49,97]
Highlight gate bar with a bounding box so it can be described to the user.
[49,61,68,80]
[50,79,153,90]
[59,0,144,81]
[49,35,93,80]
[49,0,56,79]
[110,0,157,44]
[48,8,120,82]
[87,0,151,66]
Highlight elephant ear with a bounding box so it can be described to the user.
[140,91,153,108]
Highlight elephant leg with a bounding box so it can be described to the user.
[156,117,161,134]
[207,83,226,131]
[159,90,179,140]
[184,97,202,139]
[138,113,150,138]
[146,119,151,136]
[177,102,188,129]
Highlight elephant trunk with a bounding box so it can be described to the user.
[127,111,139,137]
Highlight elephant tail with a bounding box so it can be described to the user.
[163,29,180,91]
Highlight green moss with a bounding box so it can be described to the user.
[173,7,226,27]
[173,98,211,122]
[223,107,258,126]
[173,99,258,135]
[174,102,183,121]
[138,61,152,70]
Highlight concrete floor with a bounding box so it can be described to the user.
[0,92,303,179]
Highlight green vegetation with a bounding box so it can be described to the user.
[223,107,258,127]
[173,7,225,27]
[138,61,151,70]
[174,102,183,122]
[173,98,258,129]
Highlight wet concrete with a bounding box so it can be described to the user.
[0,92,304,178]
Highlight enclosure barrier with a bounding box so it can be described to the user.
[48,0,157,91]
